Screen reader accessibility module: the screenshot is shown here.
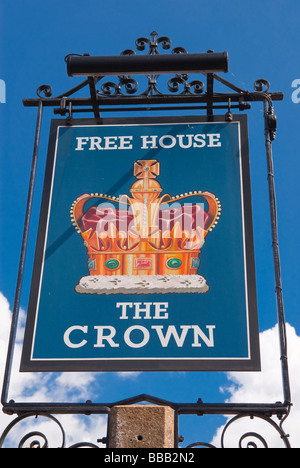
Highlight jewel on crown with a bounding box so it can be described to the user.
[71,160,221,277]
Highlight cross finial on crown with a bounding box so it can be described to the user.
[133,160,160,179]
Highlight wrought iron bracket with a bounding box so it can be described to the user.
[0,394,292,448]
[24,31,283,121]
[1,31,292,448]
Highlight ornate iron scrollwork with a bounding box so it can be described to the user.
[130,31,173,55]
[0,412,104,448]
[31,31,284,119]
[0,413,65,449]
[36,84,53,98]
[168,75,205,96]
[184,408,292,449]
[254,78,271,94]
[0,404,291,448]
[97,31,205,99]
[219,413,291,449]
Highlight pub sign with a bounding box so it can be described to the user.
[21,115,260,371]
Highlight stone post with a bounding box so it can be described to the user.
[108,405,174,448]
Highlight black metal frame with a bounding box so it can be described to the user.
[1,31,292,448]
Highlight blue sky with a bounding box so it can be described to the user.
[0,0,300,448]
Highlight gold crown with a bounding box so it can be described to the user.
[71,160,221,276]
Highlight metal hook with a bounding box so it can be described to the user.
[66,101,73,125]
[225,98,233,122]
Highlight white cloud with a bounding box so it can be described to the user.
[116,372,141,380]
[0,292,107,448]
[211,324,300,448]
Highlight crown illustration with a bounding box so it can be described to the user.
[70,160,221,279]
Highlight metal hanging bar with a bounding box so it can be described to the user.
[263,99,291,407]
[1,101,44,407]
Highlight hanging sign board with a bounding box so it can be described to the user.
[21,115,260,372]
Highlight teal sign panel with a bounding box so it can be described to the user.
[21,116,260,371]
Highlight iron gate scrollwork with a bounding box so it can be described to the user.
[1,32,292,448]
[0,395,291,448]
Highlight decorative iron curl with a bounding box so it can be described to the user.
[172,46,188,55]
[0,413,65,449]
[119,76,138,95]
[121,48,136,56]
[18,431,49,449]
[184,411,291,449]
[135,31,172,55]
[168,75,189,94]
[121,31,187,57]
[254,78,271,94]
[238,432,268,449]
[36,84,53,98]
[168,75,205,96]
[99,77,139,97]
[0,413,104,448]
[220,414,291,449]
[100,81,121,96]
[253,78,274,109]
[189,80,205,95]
